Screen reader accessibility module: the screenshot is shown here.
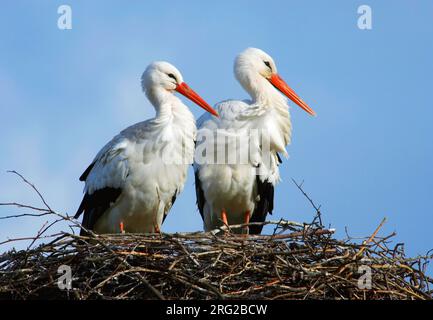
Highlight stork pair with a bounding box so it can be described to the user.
[74,48,315,236]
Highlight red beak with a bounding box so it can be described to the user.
[175,82,219,117]
[268,74,316,116]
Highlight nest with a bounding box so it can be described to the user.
[0,172,432,300]
[1,220,432,300]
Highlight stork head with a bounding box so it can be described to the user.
[142,61,184,92]
[234,48,315,116]
[141,61,218,117]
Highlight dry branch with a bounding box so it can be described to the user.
[0,172,432,300]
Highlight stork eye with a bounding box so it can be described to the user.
[264,61,272,70]
[168,73,177,82]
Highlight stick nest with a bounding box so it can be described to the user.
[1,220,432,300]
[0,172,432,300]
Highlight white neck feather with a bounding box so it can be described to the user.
[146,87,197,164]
[239,72,292,156]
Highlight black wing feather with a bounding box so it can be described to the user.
[249,176,274,234]
[276,153,283,164]
[194,170,205,222]
[79,162,95,182]
[162,190,177,224]
[75,187,122,236]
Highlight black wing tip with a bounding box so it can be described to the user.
[194,171,205,221]
[79,162,95,182]
[162,190,178,224]
[74,194,87,219]
[250,176,275,235]
[74,187,122,233]
[74,209,83,220]
[249,224,265,235]
[276,153,283,164]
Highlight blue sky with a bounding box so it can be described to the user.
[1,1,432,272]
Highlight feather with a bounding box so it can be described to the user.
[250,176,274,234]
[79,162,95,182]
[162,190,178,224]
[194,171,205,221]
[75,187,122,235]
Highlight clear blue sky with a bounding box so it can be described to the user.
[1,1,432,269]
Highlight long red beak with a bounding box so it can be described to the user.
[268,74,316,116]
[175,82,219,117]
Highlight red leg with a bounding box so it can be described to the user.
[243,211,251,236]
[120,221,125,234]
[221,209,228,227]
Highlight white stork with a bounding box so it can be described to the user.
[75,61,218,235]
[194,48,315,234]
